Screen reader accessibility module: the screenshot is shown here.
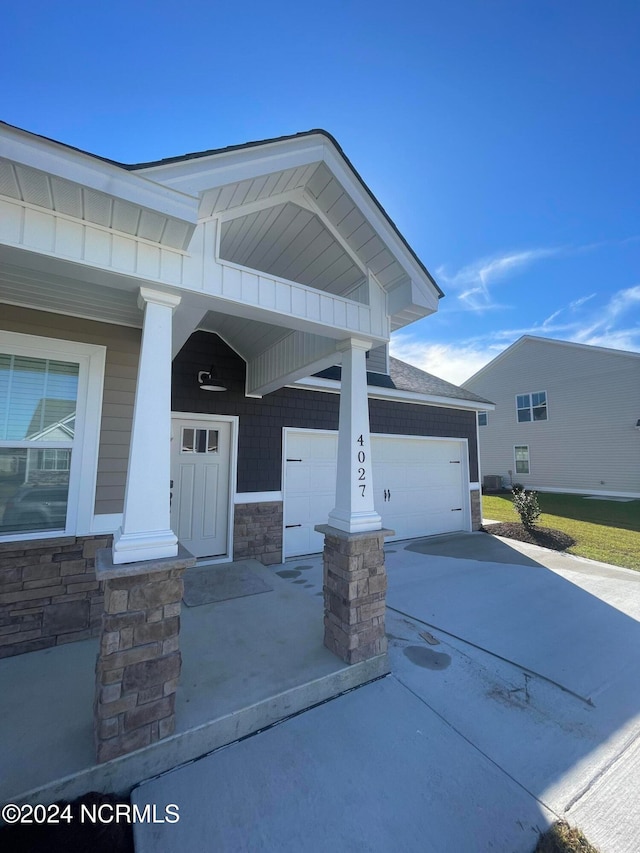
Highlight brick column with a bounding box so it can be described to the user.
[315,524,392,665]
[93,547,195,763]
[470,489,482,530]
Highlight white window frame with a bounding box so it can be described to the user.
[478,411,488,427]
[0,331,105,542]
[516,390,548,423]
[514,445,530,475]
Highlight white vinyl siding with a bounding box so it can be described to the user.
[465,339,640,496]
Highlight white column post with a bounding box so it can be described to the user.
[112,287,181,564]
[327,338,382,534]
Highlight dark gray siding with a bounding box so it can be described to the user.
[172,332,479,492]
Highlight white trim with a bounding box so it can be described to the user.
[1,196,191,256]
[514,444,531,476]
[289,375,494,412]
[469,482,481,491]
[1,123,199,225]
[0,330,105,542]
[515,389,548,424]
[235,491,282,504]
[171,412,239,562]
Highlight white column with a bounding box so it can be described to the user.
[112,287,181,564]
[327,339,382,534]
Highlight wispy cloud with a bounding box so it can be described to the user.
[391,285,640,385]
[571,285,640,350]
[541,293,596,327]
[437,236,639,313]
[436,247,560,311]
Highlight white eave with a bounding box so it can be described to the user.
[134,131,442,326]
[0,123,199,250]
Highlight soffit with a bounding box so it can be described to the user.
[219,201,364,296]
[197,312,292,361]
[0,159,194,251]
[200,162,408,293]
[0,262,142,327]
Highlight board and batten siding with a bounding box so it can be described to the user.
[0,303,139,515]
[467,338,640,496]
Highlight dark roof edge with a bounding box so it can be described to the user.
[1,120,131,169]
[1,121,444,299]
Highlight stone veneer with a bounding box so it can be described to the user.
[233,501,283,565]
[317,525,390,665]
[0,535,109,659]
[470,489,482,530]
[93,546,195,763]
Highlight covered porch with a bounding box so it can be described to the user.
[0,554,387,806]
[1,124,442,771]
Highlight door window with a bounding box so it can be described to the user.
[181,427,219,454]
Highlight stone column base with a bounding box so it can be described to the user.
[93,546,195,763]
[315,525,393,665]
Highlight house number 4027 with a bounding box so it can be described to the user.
[357,434,366,497]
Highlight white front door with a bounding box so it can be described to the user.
[170,417,231,558]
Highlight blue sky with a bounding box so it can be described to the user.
[3,0,639,384]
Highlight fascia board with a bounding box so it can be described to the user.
[320,143,441,304]
[291,376,495,411]
[1,125,199,226]
[134,137,327,194]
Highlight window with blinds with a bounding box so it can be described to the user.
[0,354,79,535]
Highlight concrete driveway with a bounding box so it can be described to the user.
[134,533,640,852]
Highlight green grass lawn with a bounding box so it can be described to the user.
[482,492,640,572]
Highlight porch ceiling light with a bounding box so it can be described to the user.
[198,366,227,392]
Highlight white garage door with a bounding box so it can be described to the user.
[284,430,469,558]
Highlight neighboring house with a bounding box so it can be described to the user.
[1,121,496,763]
[463,335,640,498]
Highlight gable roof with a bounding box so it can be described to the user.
[464,335,640,385]
[1,122,443,300]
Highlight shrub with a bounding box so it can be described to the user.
[512,485,541,531]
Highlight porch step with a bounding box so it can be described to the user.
[8,653,388,809]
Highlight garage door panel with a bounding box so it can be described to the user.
[284,493,311,526]
[284,431,468,557]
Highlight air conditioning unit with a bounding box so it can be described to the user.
[483,475,503,492]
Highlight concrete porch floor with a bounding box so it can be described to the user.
[0,558,387,807]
